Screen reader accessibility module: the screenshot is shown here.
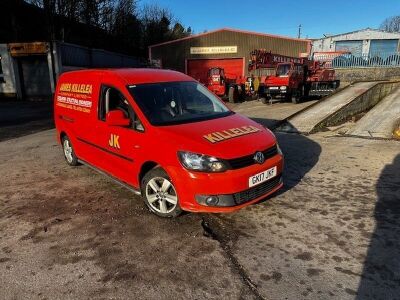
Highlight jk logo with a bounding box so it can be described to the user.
[108,134,120,149]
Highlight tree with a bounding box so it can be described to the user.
[171,23,190,40]
[111,0,141,54]
[23,0,191,57]
[380,16,400,32]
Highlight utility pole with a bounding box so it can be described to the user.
[298,24,302,39]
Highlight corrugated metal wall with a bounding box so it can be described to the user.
[150,30,310,75]
[60,42,142,68]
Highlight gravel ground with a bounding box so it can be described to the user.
[0,102,399,299]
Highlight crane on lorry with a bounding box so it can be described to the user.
[205,50,339,104]
[248,50,340,104]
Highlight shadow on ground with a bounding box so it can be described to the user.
[276,131,321,192]
[250,117,283,130]
[357,154,400,299]
[0,100,54,141]
[256,118,321,194]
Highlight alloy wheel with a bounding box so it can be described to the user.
[145,177,178,214]
[63,139,74,164]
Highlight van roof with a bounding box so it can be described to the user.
[61,68,194,85]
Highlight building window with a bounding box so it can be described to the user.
[335,40,363,55]
[0,55,5,83]
[369,39,399,55]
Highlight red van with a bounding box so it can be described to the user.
[54,69,284,217]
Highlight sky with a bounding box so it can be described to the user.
[139,0,400,39]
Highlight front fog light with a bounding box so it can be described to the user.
[210,161,225,172]
[206,196,219,206]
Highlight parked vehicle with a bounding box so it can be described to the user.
[248,50,340,104]
[54,69,284,217]
[206,67,229,97]
[263,60,340,103]
[206,67,259,103]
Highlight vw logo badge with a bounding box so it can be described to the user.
[254,151,265,164]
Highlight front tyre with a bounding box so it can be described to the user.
[62,135,79,166]
[291,94,300,104]
[141,167,182,218]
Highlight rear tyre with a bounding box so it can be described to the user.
[141,167,182,218]
[291,89,301,104]
[62,135,79,166]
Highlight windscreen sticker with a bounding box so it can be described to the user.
[203,125,261,143]
[56,83,93,113]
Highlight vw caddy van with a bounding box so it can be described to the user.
[54,69,284,217]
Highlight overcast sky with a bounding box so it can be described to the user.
[140,0,400,38]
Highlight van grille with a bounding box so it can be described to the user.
[226,145,278,169]
[233,175,282,205]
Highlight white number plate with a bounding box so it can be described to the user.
[269,87,279,90]
[249,166,277,187]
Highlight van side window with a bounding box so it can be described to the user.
[99,86,144,132]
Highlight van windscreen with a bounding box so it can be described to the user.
[128,81,233,126]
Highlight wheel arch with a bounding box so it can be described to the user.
[139,161,160,185]
[60,131,67,140]
[59,131,67,144]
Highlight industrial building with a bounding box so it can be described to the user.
[312,28,400,56]
[149,28,311,83]
[0,42,142,100]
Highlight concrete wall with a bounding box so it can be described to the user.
[394,120,400,139]
[312,29,400,55]
[0,44,17,98]
[316,81,400,130]
[336,67,400,83]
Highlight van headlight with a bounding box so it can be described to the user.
[178,151,227,172]
[280,86,287,90]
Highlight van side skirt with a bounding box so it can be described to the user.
[78,159,141,196]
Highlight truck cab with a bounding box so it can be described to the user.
[206,67,226,96]
[264,62,307,103]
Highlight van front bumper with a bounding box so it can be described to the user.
[167,153,284,213]
[195,174,282,206]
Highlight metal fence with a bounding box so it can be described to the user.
[59,42,145,69]
[313,52,400,68]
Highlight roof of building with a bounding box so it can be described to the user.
[149,28,311,48]
[315,27,400,39]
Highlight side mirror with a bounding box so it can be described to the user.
[106,110,130,127]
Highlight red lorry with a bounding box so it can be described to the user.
[249,50,340,104]
[206,67,259,103]
[205,51,339,104]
